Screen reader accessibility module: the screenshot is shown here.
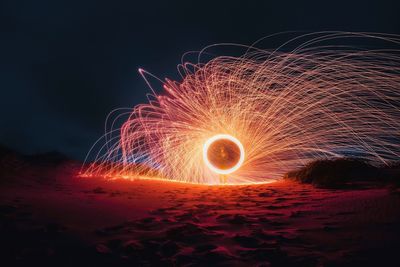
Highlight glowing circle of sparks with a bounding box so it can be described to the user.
[203,134,245,175]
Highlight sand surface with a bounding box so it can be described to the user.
[1,161,400,266]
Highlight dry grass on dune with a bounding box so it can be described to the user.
[285,158,400,188]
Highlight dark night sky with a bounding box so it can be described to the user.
[1,0,399,160]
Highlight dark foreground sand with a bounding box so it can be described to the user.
[1,161,400,266]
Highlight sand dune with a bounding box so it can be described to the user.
[1,158,400,266]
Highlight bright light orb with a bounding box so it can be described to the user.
[203,134,245,175]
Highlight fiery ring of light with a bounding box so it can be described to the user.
[203,134,245,175]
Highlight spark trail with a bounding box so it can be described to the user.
[81,32,400,185]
